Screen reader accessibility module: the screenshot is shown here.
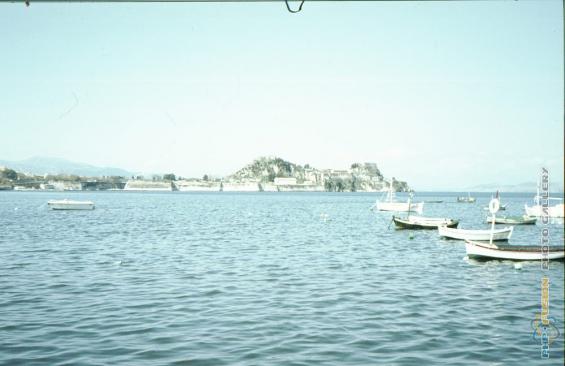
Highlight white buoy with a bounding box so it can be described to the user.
[514,263,523,270]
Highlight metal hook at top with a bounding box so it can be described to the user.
[285,0,305,14]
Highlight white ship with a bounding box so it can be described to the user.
[47,199,95,210]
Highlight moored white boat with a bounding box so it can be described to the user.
[438,226,513,241]
[47,199,95,210]
[524,202,564,218]
[482,190,506,211]
[376,201,424,213]
[392,215,458,229]
[486,215,537,225]
[373,183,423,213]
[457,193,476,203]
[465,240,565,261]
[483,204,507,211]
[524,185,564,218]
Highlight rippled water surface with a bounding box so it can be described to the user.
[1,191,563,365]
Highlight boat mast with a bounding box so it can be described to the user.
[407,192,413,220]
[489,198,499,246]
[388,179,394,203]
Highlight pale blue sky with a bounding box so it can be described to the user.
[1,1,563,189]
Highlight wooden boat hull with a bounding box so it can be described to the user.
[465,240,565,261]
[486,216,537,225]
[47,200,95,210]
[393,216,459,230]
[438,226,513,241]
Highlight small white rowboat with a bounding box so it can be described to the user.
[376,201,424,213]
[465,240,565,261]
[47,199,95,210]
[486,215,537,225]
[392,215,459,229]
[438,226,513,241]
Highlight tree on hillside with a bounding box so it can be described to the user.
[1,168,17,180]
[163,173,176,181]
[350,176,358,192]
[335,179,345,192]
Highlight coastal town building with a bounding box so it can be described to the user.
[124,180,173,191]
[274,177,297,186]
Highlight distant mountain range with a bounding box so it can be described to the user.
[466,182,564,193]
[0,157,133,177]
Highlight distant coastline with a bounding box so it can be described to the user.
[3,156,562,194]
[0,156,409,193]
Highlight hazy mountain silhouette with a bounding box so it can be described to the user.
[0,157,133,177]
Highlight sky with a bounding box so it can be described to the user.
[0,1,563,190]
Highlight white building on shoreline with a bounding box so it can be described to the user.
[124,180,173,191]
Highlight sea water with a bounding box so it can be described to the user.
[0,191,563,365]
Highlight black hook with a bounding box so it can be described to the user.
[285,0,305,14]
